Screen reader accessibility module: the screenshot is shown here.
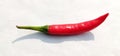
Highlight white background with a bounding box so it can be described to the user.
[0,0,120,56]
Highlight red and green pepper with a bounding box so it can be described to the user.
[16,13,109,35]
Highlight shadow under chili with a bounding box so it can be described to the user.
[12,32,94,43]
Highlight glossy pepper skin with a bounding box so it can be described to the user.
[16,13,109,35]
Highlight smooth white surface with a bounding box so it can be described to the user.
[0,0,120,56]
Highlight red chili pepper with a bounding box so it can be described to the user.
[16,13,109,35]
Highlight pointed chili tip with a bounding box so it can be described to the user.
[96,13,109,21]
[105,13,109,16]
[103,13,109,19]
[101,13,109,18]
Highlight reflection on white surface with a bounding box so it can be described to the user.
[12,32,94,43]
[11,32,94,56]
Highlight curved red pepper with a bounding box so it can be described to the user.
[16,13,109,35]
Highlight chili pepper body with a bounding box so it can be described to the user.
[48,13,109,35]
[16,13,109,35]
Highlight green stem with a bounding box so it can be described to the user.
[16,25,49,34]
